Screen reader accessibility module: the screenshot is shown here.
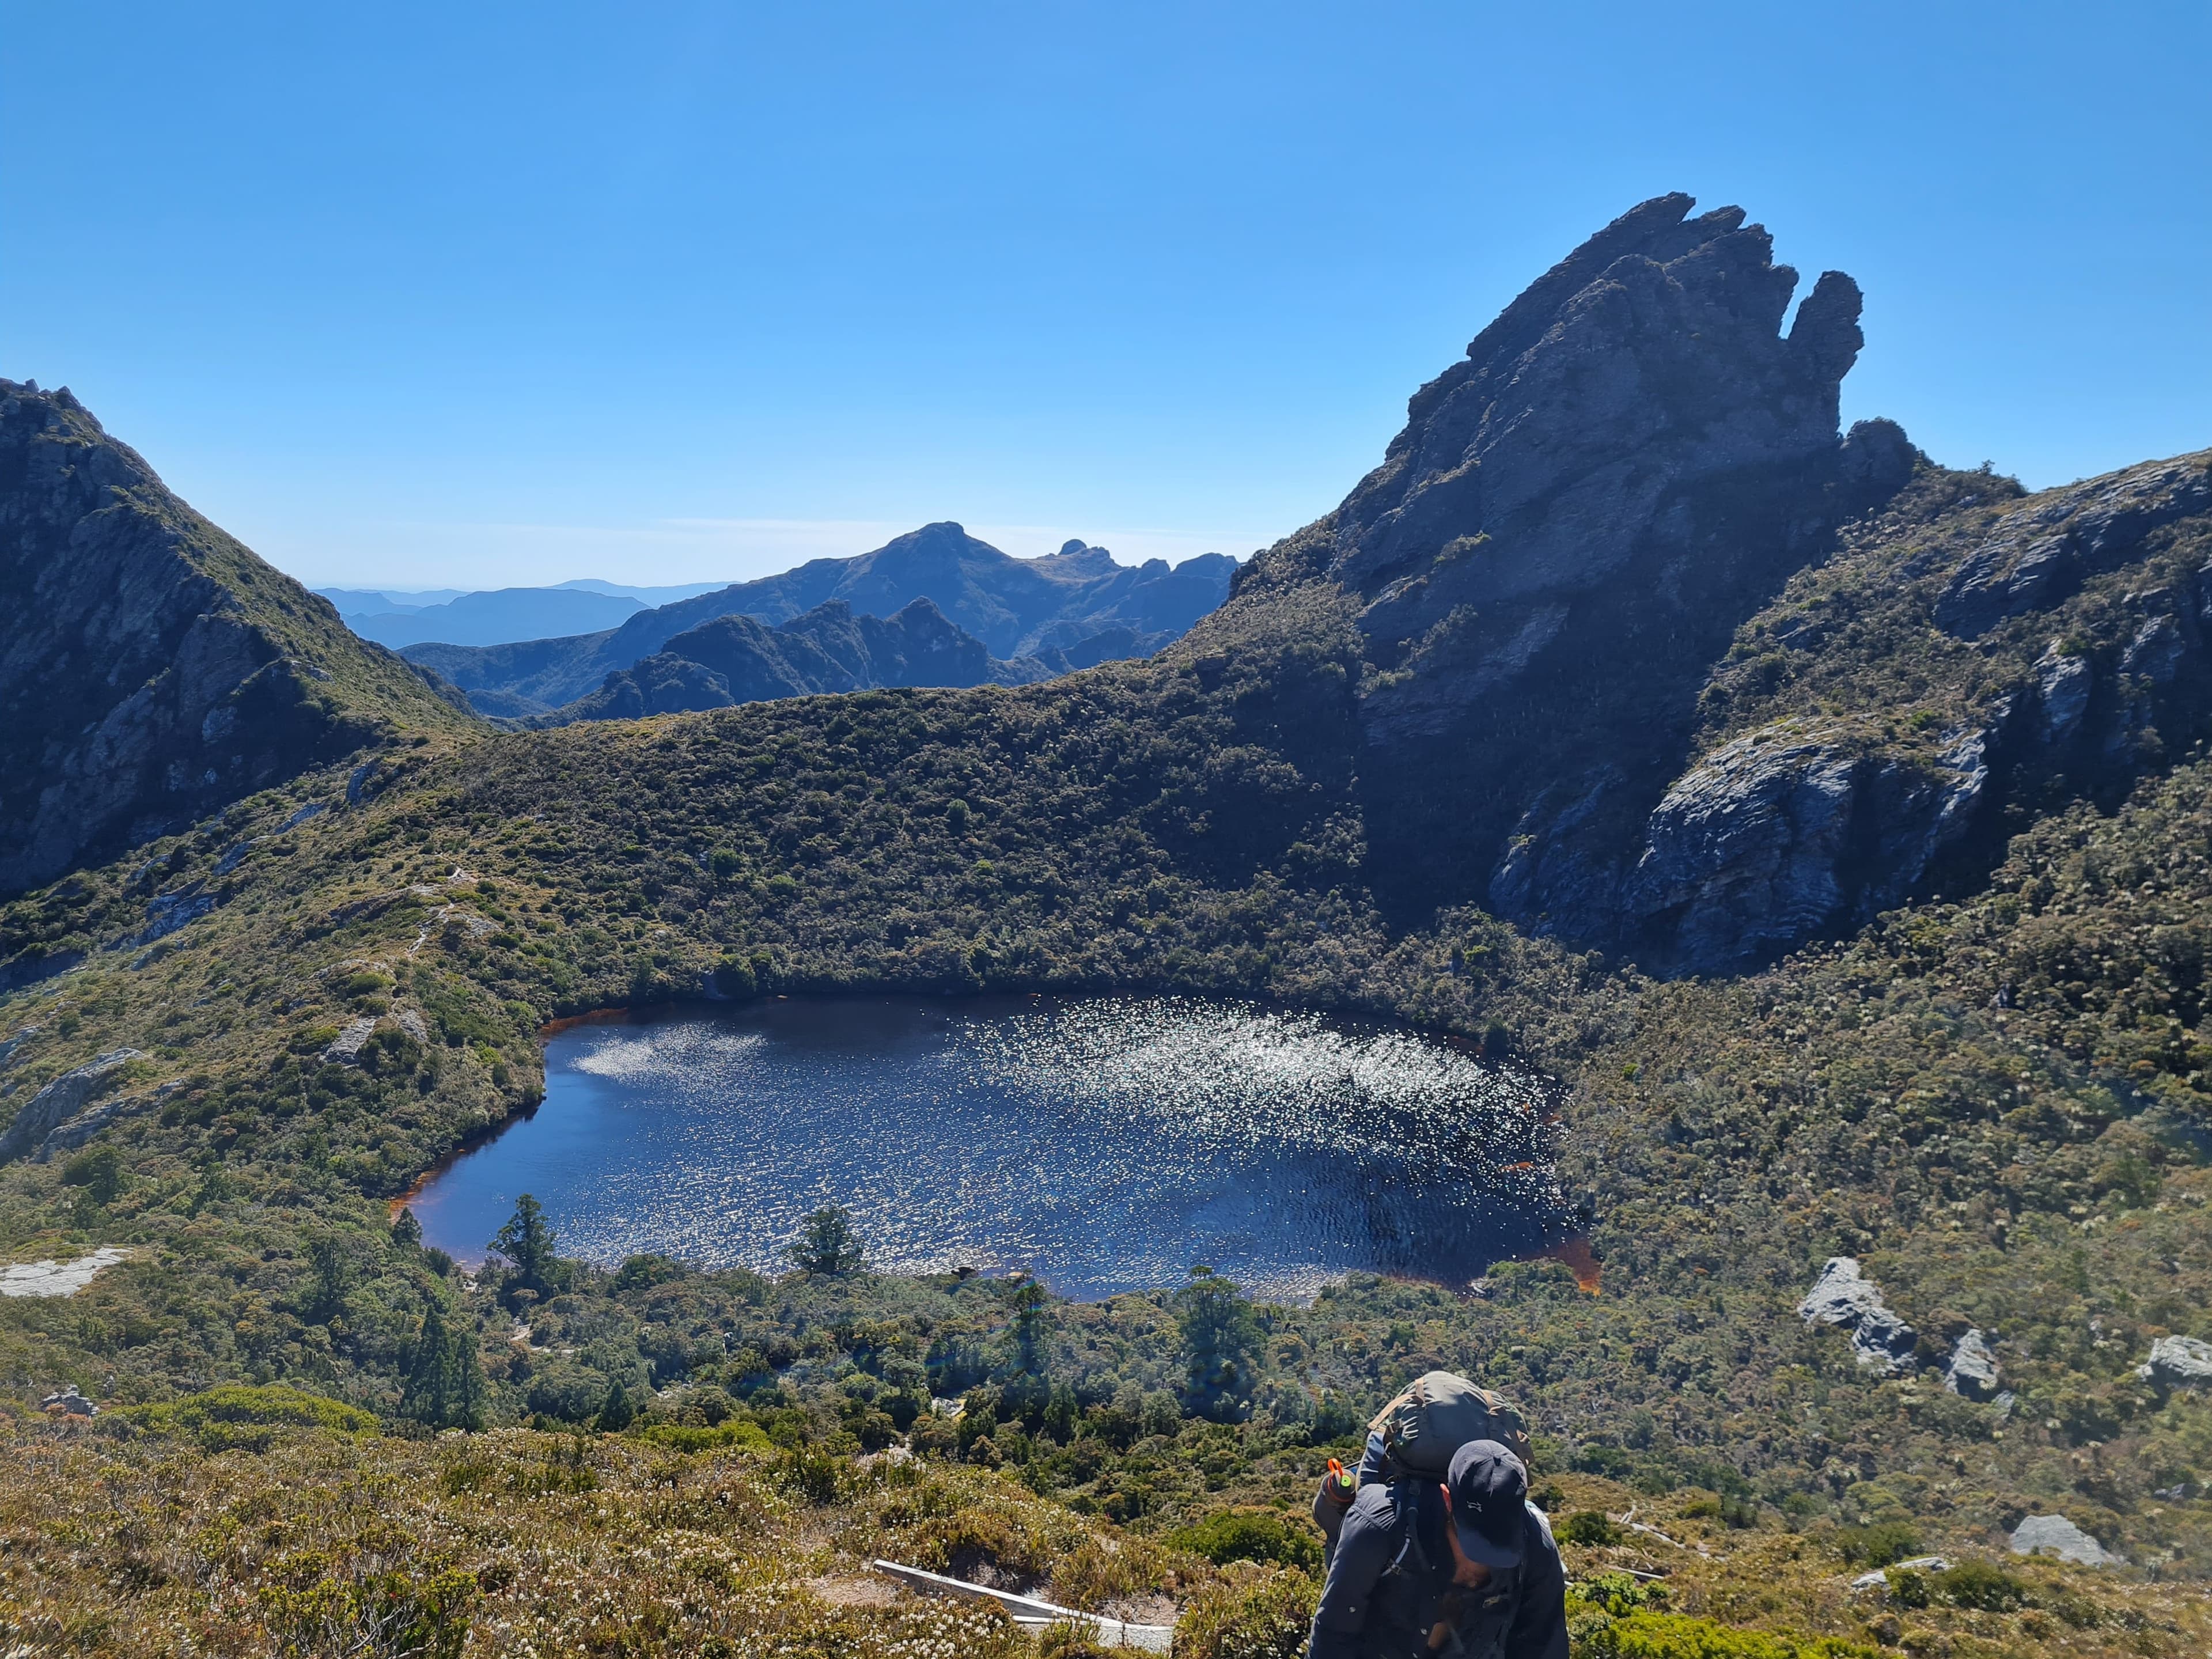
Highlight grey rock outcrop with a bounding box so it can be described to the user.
[2035,645,2093,744]
[0,1049,144,1164]
[1936,454,2212,638]
[1307,195,1918,947]
[1,1247,129,1298]
[2136,1334,2212,1389]
[323,1018,380,1063]
[1336,194,1863,645]
[34,1079,177,1162]
[1943,1329,2001,1400]
[0,381,467,896]
[2010,1516,2120,1567]
[1619,721,1991,974]
[1797,1256,1917,1373]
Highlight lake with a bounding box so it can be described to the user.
[406,994,1565,1300]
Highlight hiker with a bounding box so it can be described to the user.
[1307,1372,1565,1659]
[1312,1370,1535,1561]
[1308,1437,1565,1659]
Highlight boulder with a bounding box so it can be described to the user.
[1796,1257,1916,1373]
[323,1018,379,1065]
[2136,1334,2212,1389]
[2009,1515,2120,1567]
[1942,1328,2001,1401]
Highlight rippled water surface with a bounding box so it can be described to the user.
[410,996,1562,1299]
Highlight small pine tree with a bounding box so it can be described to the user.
[787,1206,865,1275]
[303,1232,357,1325]
[1008,1280,1048,1374]
[490,1194,563,1302]
[447,1321,490,1431]
[401,1304,453,1427]
[595,1377,637,1433]
[391,1207,423,1249]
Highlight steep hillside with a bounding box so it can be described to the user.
[405,524,1236,716]
[0,380,474,901]
[537,596,1055,725]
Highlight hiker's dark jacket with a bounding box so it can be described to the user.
[1307,1479,1567,1659]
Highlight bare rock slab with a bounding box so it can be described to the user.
[0,1245,128,1298]
[2010,1515,2120,1567]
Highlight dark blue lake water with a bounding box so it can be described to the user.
[407,995,1563,1300]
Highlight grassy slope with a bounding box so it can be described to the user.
[1,463,2210,1652]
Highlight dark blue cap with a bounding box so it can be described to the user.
[1448,1438,1528,1570]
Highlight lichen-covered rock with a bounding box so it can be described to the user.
[2136,1334,2212,1389]
[1796,1257,1916,1373]
[1943,1328,2001,1400]
[2009,1515,2120,1567]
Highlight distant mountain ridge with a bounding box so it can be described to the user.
[538,596,1054,725]
[323,585,647,649]
[317,578,741,650]
[402,522,1236,718]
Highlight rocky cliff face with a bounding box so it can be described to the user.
[1601,450,2212,971]
[0,380,469,897]
[1232,194,2212,974]
[1335,193,1869,681]
[1266,195,1915,948]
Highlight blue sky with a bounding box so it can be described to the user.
[6,2,2207,591]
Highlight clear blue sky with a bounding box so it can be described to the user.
[6,2,2207,591]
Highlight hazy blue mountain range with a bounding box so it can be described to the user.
[316,579,741,649]
[402,523,1237,718]
[321,586,644,648]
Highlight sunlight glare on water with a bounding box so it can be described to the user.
[408,995,1564,1300]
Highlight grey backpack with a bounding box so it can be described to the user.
[1368,1370,1531,1476]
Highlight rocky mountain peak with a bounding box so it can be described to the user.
[1263,197,1920,953]
[0,379,469,897]
[1335,194,1865,643]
